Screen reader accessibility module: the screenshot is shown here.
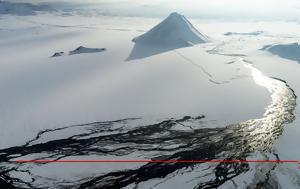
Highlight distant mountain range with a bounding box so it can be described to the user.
[0,1,55,16]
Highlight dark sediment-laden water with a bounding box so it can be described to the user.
[0,60,297,189]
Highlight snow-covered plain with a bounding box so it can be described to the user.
[0,14,273,148]
[0,2,300,188]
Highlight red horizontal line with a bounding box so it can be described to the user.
[14,160,299,163]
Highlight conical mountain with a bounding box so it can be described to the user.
[133,12,209,47]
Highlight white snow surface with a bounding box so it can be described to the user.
[0,14,274,148]
[1,11,300,189]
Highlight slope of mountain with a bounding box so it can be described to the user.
[127,12,209,60]
[133,12,208,47]
[263,42,300,63]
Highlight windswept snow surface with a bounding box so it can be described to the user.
[0,12,300,189]
[0,14,272,149]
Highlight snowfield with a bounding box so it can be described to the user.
[0,13,273,148]
[0,5,300,189]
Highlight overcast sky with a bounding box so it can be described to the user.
[11,0,300,20]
